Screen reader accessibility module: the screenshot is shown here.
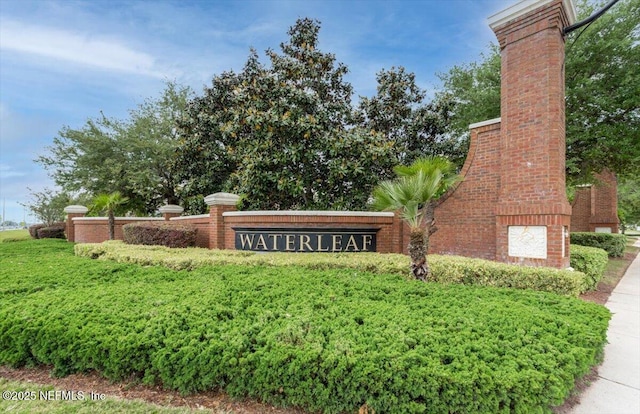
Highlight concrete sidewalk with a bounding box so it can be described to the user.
[568,239,640,414]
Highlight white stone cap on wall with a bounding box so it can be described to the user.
[158,204,184,214]
[63,205,89,214]
[171,214,210,220]
[204,192,241,206]
[488,0,577,29]
[223,211,395,217]
[469,118,501,130]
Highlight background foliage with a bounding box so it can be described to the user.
[436,0,639,184]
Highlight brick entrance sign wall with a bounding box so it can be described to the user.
[432,0,576,268]
[65,0,589,269]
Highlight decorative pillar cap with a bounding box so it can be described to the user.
[63,205,89,214]
[488,0,577,30]
[204,192,240,206]
[158,204,184,214]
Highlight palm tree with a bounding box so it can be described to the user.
[91,192,129,240]
[372,157,460,280]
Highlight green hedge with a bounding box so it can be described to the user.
[76,241,588,296]
[123,222,197,248]
[1,239,611,413]
[28,222,65,239]
[570,245,609,290]
[571,232,627,257]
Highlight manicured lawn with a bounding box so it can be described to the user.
[602,235,640,286]
[0,239,610,413]
[0,229,30,242]
[0,377,218,414]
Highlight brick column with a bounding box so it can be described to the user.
[204,193,240,250]
[589,169,619,233]
[159,204,184,221]
[63,205,89,242]
[489,0,576,268]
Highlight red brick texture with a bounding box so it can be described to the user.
[431,120,501,260]
[571,170,619,233]
[72,218,164,243]
[492,0,573,268]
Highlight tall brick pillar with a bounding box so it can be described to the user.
[589,169,619,233]
[63,205,88,242]
[204,192,240,250]
[489,0,576,268]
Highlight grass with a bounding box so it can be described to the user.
[601,235,640,286]
[0,378,218,414]
[0,239,611,413]
[0,229,30,242]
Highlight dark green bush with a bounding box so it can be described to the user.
[36,225,66,239]
[570,245,609,290]
[123,222,196,248]
[28,223,47,239]
[1,240,610,413]
[571,232,627,257]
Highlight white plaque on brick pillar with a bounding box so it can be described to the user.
[508,226,547,259]
[595,227,612,233]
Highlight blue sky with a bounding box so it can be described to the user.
[0,0,512,223]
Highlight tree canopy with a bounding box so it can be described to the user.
[176,19,400,212]
[37,81,193,215]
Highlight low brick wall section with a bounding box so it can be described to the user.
[169,214,211,248]
[72,217,164,243]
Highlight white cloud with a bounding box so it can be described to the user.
[0,164,26,179]
[0,20,167,78]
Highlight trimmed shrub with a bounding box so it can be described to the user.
[570,245,608,290]
[1,239,612,413]
[31,223,66,239]
[571,232,627,257]
[28,223,47,239]
[123,222,197,248]
[76,241,587,296]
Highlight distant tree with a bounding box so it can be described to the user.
[436,0,639,182]
[618,176,640,233]
[358,67,462,167]
[372,157,460,280]
[434,46,501,145]
[37,81,193,215]
[90,191,129,240]
[564,0,640,182]
[21,188,76,226]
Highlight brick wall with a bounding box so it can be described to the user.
[570,170,619,233]
[431,119,502,260]
[169,215,211,248]
[570,187,592,232]
[72,217,164,243]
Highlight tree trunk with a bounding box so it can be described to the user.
[408,228,428,281]
[108,210,115,240]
